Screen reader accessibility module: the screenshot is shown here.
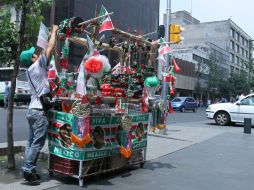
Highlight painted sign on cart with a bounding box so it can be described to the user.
[48,111,149,161]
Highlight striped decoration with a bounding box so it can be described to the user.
[48,110,149,160]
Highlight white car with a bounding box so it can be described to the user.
[206,93,254,126]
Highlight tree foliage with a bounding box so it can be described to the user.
[0,0,52,66]
[197,55,250,101]
[0,14,18,67]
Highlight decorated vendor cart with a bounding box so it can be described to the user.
[46,5,179,186]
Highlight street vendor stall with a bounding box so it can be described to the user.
[46,5,169,186]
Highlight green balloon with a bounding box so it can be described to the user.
[144,76,159,87]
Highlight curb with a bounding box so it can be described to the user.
[0,146,48,160]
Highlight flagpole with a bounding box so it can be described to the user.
[161,0,171,134]
[78,12,114,26]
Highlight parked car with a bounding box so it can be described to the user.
[0,67,31,106]
[206,93,254,126]
[171,97,198,112]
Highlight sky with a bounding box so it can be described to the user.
[160,0,254,38]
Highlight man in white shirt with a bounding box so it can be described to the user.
[20,25,58,185]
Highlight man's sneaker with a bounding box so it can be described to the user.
[31,169,41,180]
[23,171,40,185]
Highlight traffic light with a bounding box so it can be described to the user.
[158,25,165,38]
[169,24,184,44]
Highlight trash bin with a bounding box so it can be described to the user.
[244,118,251,134]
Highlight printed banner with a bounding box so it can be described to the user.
[48,111,149,160]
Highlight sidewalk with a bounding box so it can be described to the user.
[0,125,226,189]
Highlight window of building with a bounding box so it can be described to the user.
[230,41,234,50]
[245,39,248,47]
[245,50,248,58]
[235,32,240,41]
[236,44,239,53]
[230,66,234,73]
[236,56,240,65]
[241,47,244,56]
[230,28,234,38]
[240,36,244,45]
[230,53,234,62]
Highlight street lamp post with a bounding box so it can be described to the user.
[248,39,254,92]
[162,0,171,104]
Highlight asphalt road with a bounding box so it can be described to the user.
[0,107,211,143]
[1,107,253,190]
[0,108,29,143]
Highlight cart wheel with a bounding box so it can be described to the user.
[48,170,53,177]
[140,161,145,168]
[79,178,84,186]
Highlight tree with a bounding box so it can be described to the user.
[206,57,224,100]
[0,13,18,67]
[227,70,248,96]
[3,0,52,169]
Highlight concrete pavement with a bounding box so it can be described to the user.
[0,123,249,189]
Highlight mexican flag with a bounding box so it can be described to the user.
[158,37,173,55]
[98,5,114,33]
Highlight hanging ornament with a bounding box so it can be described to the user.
[119,145,132,159]
[71,132,90,148]
[62,99,73,113]
[144,76,160,88]
[168,101,175,114]
[141,87,148,113]
[95,96,102,105]
[119,116,133,158]
[121,116,132,131]
[71,100,91,118]
[84,56,103,74]
[172,58,181,73]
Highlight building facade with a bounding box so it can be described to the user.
[163,10,200,27]
[182,19,252,74]
[46,0,160,67]
[163,10,253,99]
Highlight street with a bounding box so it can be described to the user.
[0,107,244,143]
[0,107,208,143]
[0,107,253,190]
[0,108,29,143]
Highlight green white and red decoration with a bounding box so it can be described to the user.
[98,5,114,33]
[48,56,58,79]
[158,37,173,55]
[76,59,86,97]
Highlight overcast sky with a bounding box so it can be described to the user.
[160,0,254,39]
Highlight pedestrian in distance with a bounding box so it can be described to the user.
[207,99,211,107]
[239,92,245,100]
[199,99,204,108]
[20,25,58,185]
[4,81,10,108]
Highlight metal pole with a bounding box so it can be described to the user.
[162,0,171,104]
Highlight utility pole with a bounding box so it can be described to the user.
[162,0,171,104]
[248,39,254,92]
[160,0,171,135]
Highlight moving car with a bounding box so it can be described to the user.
[206,93,254,126]
[171,97,198,112]
[0,67,31,106]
